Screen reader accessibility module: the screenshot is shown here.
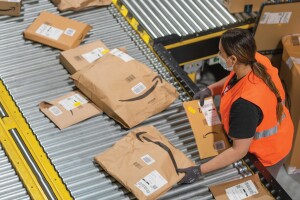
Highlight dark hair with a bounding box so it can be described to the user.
[221,28,283,123]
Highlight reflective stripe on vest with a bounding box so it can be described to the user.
[254,112,286,140]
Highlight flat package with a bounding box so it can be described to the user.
[280,34,300,174]
[39,90,102,129]
[209,174,274,200]
[60,40,109,74]
[94,125,195,200]
[23,11,92,50]
[72,48,178,128]
[0,0,21,16]
[183,98,230,159]
[51,0,111,12]
[221,0,265,13]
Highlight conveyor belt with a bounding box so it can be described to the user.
[0,144,30,200]
[120,0,242,38]
[115,0,257,65]
[1,0,254,199]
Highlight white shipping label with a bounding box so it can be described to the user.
[48,106,63,116]
[64,28,76,37]
[36,24,63,40]
[135,170,167,196]
[141,154,155,165]
[8,0,21,2]
[58,94,88,111]
[199,98,221,126]
[225,180,259,200]
[259,12,270,24]
[131,82,146,95]
[81,47,107,63]
[260,12,292,24]
[110,48,134,62]
[286,57,300,70]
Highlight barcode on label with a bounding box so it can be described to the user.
[214,140,225,151]
[226,180,258,200]
[141,154,155,165]
[131,82,146,95]
[135,170,168,196]
[48,106,62,116]
[245,181,256,195]
[36,24,63,40]
[64,28,76,36]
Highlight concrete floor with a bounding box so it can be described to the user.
[277,166,300,199]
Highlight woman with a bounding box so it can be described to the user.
[178,28,294,184]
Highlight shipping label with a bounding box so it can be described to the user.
[48,106,62,116]
[260,12,292,24]
[135,170,167,196]
[81,47,108,63]
[286,57,300,70]
[214,140,225,151]
[199,98,221,126]
[36,24,63,40]
[141,154,155,165]
[64,28,76,37]
[110,48,134,62]
[58,94,88,111]
[225,180,259,200]
[131,82,146,95]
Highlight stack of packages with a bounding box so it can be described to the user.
[23,8,187,200]
[71,48,178,128]
[280,34,300,174]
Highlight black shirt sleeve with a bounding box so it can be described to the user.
[228,98,263,139]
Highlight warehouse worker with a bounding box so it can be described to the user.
[178,28,294,184]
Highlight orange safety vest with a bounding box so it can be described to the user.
[219,53,294,166]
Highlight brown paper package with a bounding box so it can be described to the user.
[71,49,178,128]
[209,174,274,200]
[51,0,112,12]
[23,11,92,50]
[94,125,195,200]
[39,91,102,129]
[60,40,109,74]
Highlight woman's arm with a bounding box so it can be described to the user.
[208,75,229,96]
[200,137,253,174]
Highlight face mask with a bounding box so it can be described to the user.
[218,54,234,71]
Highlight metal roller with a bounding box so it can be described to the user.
[0,0,253,199]
[120,0,246,38]
[0,145,30,200]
